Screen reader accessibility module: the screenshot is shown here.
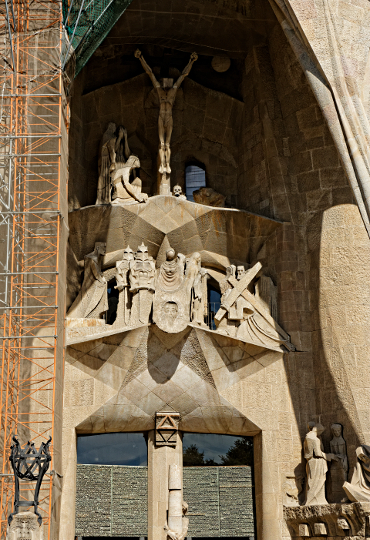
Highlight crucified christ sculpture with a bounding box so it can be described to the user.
[135,50,198,177]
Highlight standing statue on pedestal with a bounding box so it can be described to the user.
[135,49,198,193]
[67,242,108,320]
[303,423,338,505]
[190,260,208,327]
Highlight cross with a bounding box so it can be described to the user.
[214,261,291,344]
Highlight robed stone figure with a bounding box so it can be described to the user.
[344,445,370,502]
[67,242,108,320]
[304,423,338,505]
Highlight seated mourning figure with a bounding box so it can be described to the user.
[67,242,108,320]
[343,445,370,502]
[303,422,338,505]
[96,122,148,206]
[111,155,148,205]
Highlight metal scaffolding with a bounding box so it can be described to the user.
[0,0,66,538]
[62,0,133,76]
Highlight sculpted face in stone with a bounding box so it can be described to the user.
[164,301,178,317]
[237,266,245,280]
[95,242,106,257]
[331,424,342,438]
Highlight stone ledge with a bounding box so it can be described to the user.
[284,503,370,538]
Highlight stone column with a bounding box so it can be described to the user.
[147,430,183,540]
[168,464,183,534]
[254,432,280,540]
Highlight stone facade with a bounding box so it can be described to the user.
[5,1,369,540]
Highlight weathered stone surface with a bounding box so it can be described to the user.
[284,502,370,539]
[193,187,226,207]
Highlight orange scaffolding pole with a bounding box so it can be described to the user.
[0,1,64,538]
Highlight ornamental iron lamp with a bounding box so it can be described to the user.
[8,436,52,525]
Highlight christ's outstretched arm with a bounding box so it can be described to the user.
[135,49,160,88]
[174,52,198,88]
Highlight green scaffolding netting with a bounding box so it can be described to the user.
[62,0,134,77]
